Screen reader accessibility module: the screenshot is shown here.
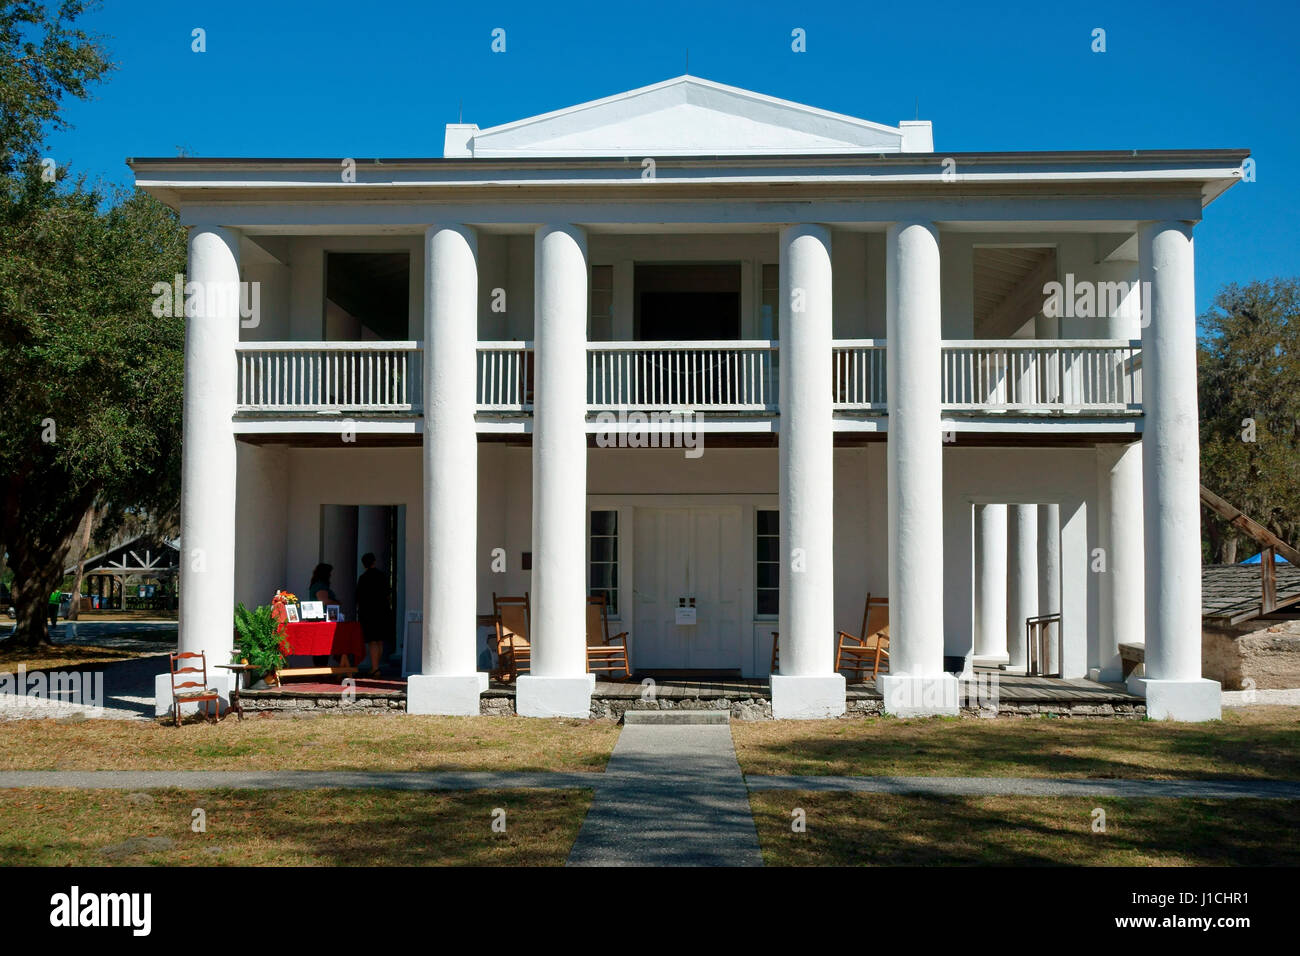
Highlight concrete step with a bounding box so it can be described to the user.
[622,710,730,725]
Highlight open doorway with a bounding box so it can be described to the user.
[634,263,741,341]
[324,252,410,341]
[318,504,407,669]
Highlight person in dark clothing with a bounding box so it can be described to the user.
[355,553,392,678]
[306,563,338,667]
[308,563,337,606]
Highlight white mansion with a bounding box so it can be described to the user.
[133,76,1246,721]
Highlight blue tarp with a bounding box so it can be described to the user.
[1240,551,1290,564]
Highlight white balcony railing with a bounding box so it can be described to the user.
[832,340,888,410]
[476,342,532,411]
[940,340,1142,412]
[233,339,1142,417]
[236,342,420,412]
[587,341,778,411]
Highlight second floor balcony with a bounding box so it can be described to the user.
[233,338,1143,428]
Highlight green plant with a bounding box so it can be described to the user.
[233,603,286,676]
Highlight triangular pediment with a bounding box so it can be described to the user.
[447,76,930,158]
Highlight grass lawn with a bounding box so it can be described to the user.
[750,792,1300,866]
[0,714,620,772]
[0,788,590,866]
[733,706,1300,780]
[0,642,163,673]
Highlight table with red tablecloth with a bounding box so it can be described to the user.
[276,620,363,679]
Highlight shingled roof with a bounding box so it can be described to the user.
[1203,564,1300,625]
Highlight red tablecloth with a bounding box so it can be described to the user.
[280,621,364,659]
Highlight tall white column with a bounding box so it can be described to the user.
[157,225,242,716]
[409,224,486,715]
[1006,504,1038,671]
[517,223,593,718]
[1037,503,1061,673]
[973,504,1008,664]
[1099,441,1144,680]
[1138,221,1219,719]
[880,221,957,715]
[772,224,844,718]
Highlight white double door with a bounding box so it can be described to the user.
[632,506,743,671]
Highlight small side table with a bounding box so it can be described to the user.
[214,664,257,720]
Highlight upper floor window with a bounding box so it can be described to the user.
[760,263,779,341]
[590,264,614,340]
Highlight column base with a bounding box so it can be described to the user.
[407,673,489,716]
[516,674,596,718]
[154,670,233,719]
[1133,677,1221,722]
[972,653,1009,669]
[770,674,846,719]
[879,673,960,716]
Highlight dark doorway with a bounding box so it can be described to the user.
[324,252,410,340]
[635,264,741,341]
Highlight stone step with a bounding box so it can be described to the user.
[622,710,730,725]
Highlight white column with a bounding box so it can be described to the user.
[880,221,957,715]
[1138,221,1219,719]
[157,225,241,716]
[973,504,1008,664]
[1037,503,1062,674]
[1098,441,1144,680]
[772,224,844,718]
[517,223,593,718]
[409,224,486,715]
[1006,504,1038,671]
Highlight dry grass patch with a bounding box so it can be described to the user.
[0,788,590,866]
[733,706,1300,780]
[0,642,160,673]
[0,714,620,772]
[750,791,1300,866]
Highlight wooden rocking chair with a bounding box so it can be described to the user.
[586,594,631,679]
[836,595,889,682]
[492,592,531,681]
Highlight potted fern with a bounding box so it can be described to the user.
[234,603,288,687]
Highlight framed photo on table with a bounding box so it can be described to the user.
[284,603,300,623]
[300,600,325,621]
[326,605,340,622]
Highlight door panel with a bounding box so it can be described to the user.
[632,506,743,672]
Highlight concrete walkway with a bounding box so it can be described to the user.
[566,714,763,867]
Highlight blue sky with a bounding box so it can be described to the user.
[45,0,1298,310]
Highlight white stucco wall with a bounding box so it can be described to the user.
[234,443,289,610]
